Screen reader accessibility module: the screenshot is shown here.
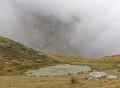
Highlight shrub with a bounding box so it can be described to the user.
[71,76,78,84]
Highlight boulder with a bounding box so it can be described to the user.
[107,75,117,79]
[88,72,107,80]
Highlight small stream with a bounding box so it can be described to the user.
[26,64,91,76]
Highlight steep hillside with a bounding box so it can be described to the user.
[0,36,51,75]
[0,36,46,60]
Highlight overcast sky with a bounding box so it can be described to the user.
[1,0,120,57]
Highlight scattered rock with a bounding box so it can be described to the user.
[107,75,117,79]
[88,72,107,80]
[88,71,118,80]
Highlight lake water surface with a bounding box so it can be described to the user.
[26,64,91,76]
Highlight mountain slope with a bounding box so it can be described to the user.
[0,36,46,60]
[0,36,50,75]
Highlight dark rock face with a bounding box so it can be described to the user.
[10,4,80,56]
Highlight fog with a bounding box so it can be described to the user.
[0,0,120,58]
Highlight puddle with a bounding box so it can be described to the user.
[26,64,91,76]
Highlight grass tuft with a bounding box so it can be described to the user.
[71,76,78,84]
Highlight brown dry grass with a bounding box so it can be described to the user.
[0,74,120,88]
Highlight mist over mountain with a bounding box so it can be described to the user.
[0,0,120,58]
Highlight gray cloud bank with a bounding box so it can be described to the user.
[0,0,120,58]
